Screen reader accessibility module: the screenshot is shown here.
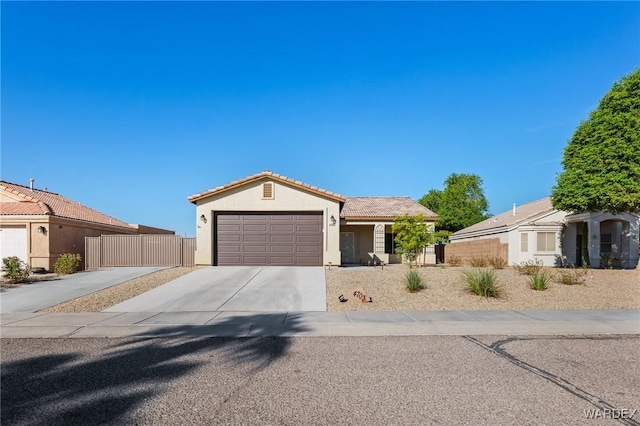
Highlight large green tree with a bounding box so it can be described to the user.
[419,173,490,233]
[551,68,640,214]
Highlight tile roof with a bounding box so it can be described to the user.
[340,197,438,219]
[188,170,346,203]
[452,197,558,236]
[0,181,133,228]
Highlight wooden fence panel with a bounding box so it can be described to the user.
[142,234,182,266]
[85,235,195,269]
[85,237,101,270]
[182,238,196,267]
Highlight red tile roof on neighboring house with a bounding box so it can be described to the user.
[452,197,559,236]
[188,170,346,203]
[340,197,438,220]
[0,181,133,228]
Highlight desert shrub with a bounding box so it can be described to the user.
[555,267,587,285]
[514,259,543,276]
[600,253,619,269]
[403,269,425,293]
[469,256,488,267]
[529,271,552,291]
[462,268,502,298]
[447,255,463,266]
[487,256,507,269]
[2,256,32,283]
[54,253,82,275]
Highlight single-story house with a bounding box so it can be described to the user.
[188,171,438,266]
[447,197,639,268]
[0,180,174,271]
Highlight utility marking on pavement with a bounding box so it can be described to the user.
[464,335,640,426]
[215,267,266,311]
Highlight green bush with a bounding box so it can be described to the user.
[469,256,489,267]
[555,267,587,285]
[514,259,543,276]
[487,256,507,269]
[529,271,552,291]
[2,256,32,283]
[447,255,463,266]
[54,253,82,275]
[462,268,502,298]
[403,269,425,293]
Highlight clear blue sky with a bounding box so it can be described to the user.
[2,2,639,236]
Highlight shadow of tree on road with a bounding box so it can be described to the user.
[1,313,308,425]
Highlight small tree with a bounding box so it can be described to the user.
[392,213,431,267]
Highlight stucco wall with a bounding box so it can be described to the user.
[0,216,139,270]
[193,180,342,266]
[446,238,508,264]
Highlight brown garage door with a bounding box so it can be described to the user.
[216,212,323,266]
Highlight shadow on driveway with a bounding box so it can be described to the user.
[1,313,308,425]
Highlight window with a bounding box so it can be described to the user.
[536,232,556,252]
[385,233,398,254]
[520,233,528,252]
[600,234,612,254]
[262,182,274,199]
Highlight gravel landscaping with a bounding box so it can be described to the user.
[326,264,640,311]
[28,264,640,313]
[40,267,197,313]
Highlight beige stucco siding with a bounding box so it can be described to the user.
[194,180,342,266]
[0,215,138,270]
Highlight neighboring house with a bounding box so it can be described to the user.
[188,171,438,266]
[0,180,174,271]
[447,197,640,269]
[563,211,639,269]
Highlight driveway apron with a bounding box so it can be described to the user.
[1,267,169,313]
[104,266,327,313]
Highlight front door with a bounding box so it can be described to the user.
[340,232,355,264]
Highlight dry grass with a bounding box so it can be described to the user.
[326,264,640,311]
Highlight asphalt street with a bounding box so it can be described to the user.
[2,335,639,425]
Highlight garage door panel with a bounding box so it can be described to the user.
[270,235,294,243]
[218,234,241,241]
[243,256,268,264]
[243,245,268,253]
[0,226,28,263]
[269,256,295,265]
[270,224,295,232]
[216,213,322,266]
[243,234,267,242]
[270,246,294,253]
[271,215,295,222]
[243,224,267,232]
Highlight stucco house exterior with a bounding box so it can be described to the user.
[447,197,640,269]
[0,180,173,271]
[188,171,438,266]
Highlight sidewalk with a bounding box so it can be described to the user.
[1,309,638,338]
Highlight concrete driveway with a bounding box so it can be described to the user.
[105,266,327,313]
[1,267,169,313]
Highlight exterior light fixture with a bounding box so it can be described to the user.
[37,226,46,234]
[330,215,336,226]
[200,214,207,224]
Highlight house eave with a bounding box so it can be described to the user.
[188,175,346,204]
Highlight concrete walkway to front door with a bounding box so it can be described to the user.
[104,266,327,313]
